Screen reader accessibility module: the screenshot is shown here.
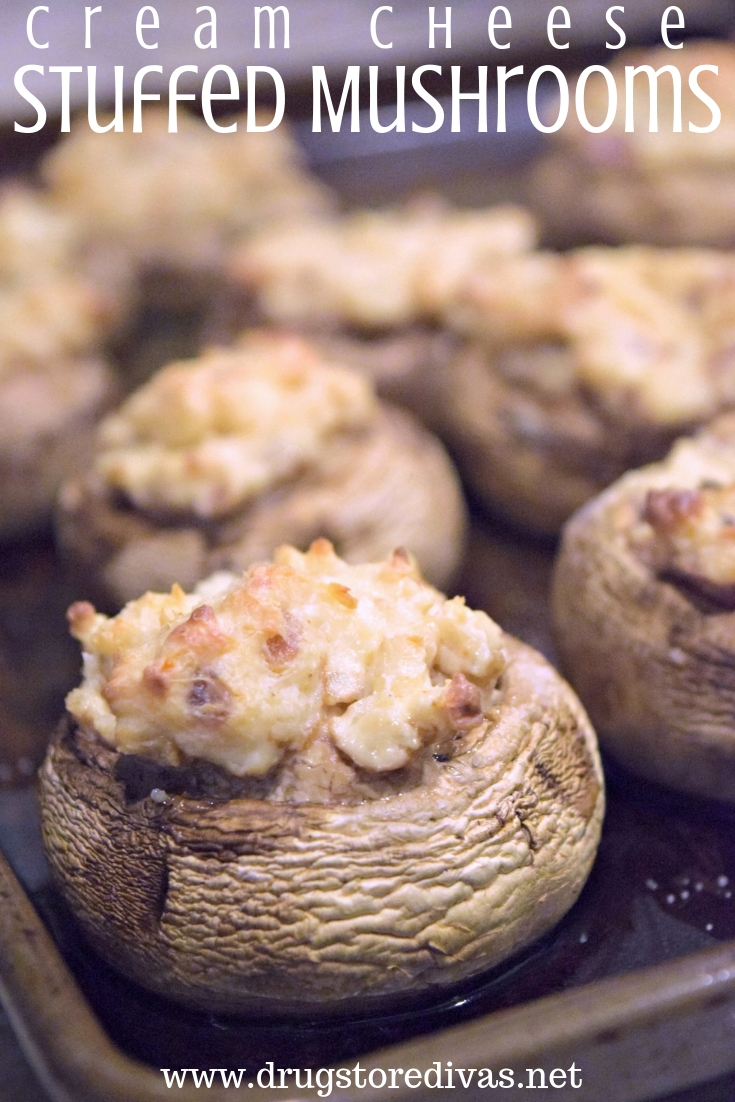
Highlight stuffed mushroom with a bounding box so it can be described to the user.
[40,541,604,1016]
[56,332,466,606]
[553,415,735,802]
[531,43,735,248]
[229,200,537,424]
[0,187,118,538]
[41,107,333,371]
[441,245,735,535]
[43,106,331,282]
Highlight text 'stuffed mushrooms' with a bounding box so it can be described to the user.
[553,415,735,803]
[55,331,466,607]
[40,542,604,1017]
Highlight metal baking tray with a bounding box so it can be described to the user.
[4,104,735,1101]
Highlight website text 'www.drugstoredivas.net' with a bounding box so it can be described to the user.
[160,1061,583,1093]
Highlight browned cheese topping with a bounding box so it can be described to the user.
[451,246,735,425]
[232,202,537,328]
[65,541,506,778]
[94,333,375,518]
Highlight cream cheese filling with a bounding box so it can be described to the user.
[235,203,537,328]
[639,483,735,589]
[95,333,376,519]
[66,541,506,777]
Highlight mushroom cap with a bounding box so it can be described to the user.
[311,328,458,434]
[552,420,735,801]
[39,636,603,1018]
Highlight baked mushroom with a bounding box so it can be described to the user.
[531,43,735,247]
[40,541,604,1016]
[441,245,735,535]
[552,415,735,802]
[56,332,466,606]
[229,201,537,424]
[42,107,331,314]
[0,187,118,538]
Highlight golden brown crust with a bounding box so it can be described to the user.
[57,402,466,605]
[91,335,377,520]
[229,202,536,424]
[63,541,505,780]
[231,203,537,330]
[552,417,735,801]
[39,634,603,1017]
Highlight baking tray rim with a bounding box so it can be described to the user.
[2,844,735,1102]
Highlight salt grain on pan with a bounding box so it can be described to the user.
[717,875,729,888]
[150,788,168,804]
[666,894,676,905]
[706,924,714,932]
[645,878,658,891]
[695,882,704,892]
[680,890,690,901]
[579,932,588,944]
